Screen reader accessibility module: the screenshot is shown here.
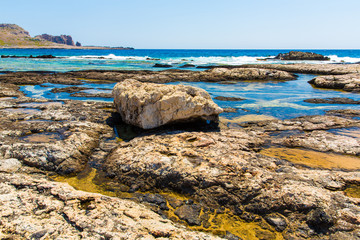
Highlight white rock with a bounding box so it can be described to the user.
[113,79,223,129]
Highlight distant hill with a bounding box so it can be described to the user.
[0,24,70,48]
[0,24,133,49]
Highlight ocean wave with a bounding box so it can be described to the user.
[66,54,360,65]
[164,56,273,65]
[328,55,360,63]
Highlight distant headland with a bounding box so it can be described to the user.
[0,24,133,50]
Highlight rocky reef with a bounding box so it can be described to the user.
[274,51,330,61]
[1,66,360,239]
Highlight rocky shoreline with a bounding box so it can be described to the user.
[1,64,360,239]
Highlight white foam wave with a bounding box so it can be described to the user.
[164,56,274,66]
[66,54,360,65]
[328,55,360,63]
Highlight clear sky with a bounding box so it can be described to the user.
[1,0,360,49]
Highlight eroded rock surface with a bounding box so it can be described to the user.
[241,63,360,75]
[0,67,296,86]
[275,130,360,155]
[113,79,223,129]
[239,115,360,132]
[309,74,360,92]
[0,172,220,240]
[103,129,360,239]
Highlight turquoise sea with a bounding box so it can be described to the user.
[2,49,360,120]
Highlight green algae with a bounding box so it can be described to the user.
[51,167,283,240]
[344,184,360,198]
[261,147,360,170]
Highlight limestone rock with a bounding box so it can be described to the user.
[0,172,221,240]
[113,79,223,129]
[240,63,360,75]
[309,74,360,92]
[104,128,360,239]
[276,130,360,156]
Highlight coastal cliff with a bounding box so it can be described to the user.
[0,23,133,49]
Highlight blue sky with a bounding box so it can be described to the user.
[1,0,360,49]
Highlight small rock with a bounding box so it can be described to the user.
[174,204,202,226]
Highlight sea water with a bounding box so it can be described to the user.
[2,49,360,120]
[1,49,360,72]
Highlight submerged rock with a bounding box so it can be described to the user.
[309,74,360,92]
[214,96,245,101]
[113,79,223,129]
[274,51,330,61]
[304,97,360,104]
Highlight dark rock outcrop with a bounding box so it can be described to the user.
[275,51,330,61]
[153,63,173,68]
[1,55,56,59]
[214,96,245,101]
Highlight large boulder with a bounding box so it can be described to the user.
[275,51,330,61]
[113,79,223,129]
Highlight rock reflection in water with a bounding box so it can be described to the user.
[21,132,64,143]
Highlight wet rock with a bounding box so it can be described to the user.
[104,128,360,239]
[265,214,288,232]
[0,172,219,239]
[50,87,91,93]
[113,79,223,129]
[180,64,196,68]
[309,74,360,92]
[1,55,56,59]
[174,204,202,226]
[240,115,360,132]
[274,51,330,61]
[70,92,113,98]
[0,98,117,175]
[326,109,360,118]
[223,107,238,113]
[153,63,173,68]
[0,67,296,86]
[0,72,82,85]
[306,208,334,233]
[304,97,360,104]
[0,82,23,97]
[276,130,360,156]
[214,96,245,101]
